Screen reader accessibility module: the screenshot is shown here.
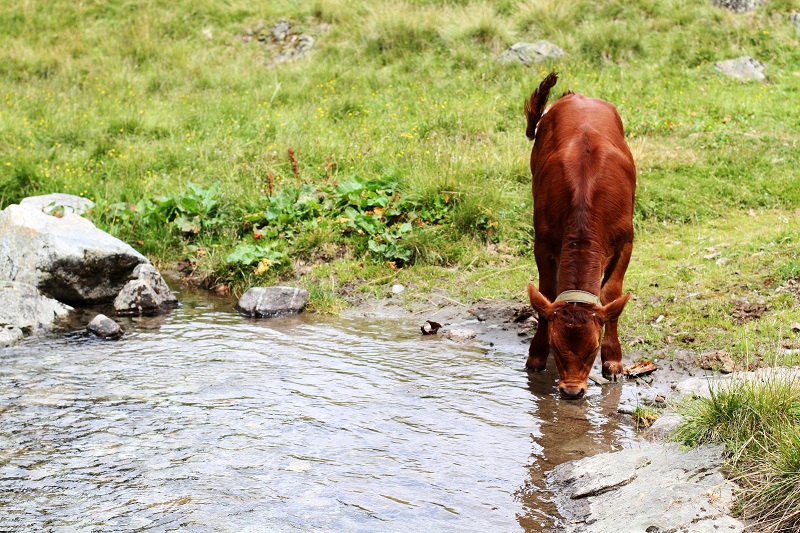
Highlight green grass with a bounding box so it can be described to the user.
[632,404,660,428]
[674,372,800,531]
[1,0,800,353]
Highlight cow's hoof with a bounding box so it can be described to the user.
[601,361,624,382]
[526,356,547,372]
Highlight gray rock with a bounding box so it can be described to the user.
[0,281,72,340]
[648,412,684,440]
[0,325,24,348]
[548,442,744,532]
[714,56,766,82]
[792,13,800,32]
[87,314,123,339]
[271,21,290,43]
[675,375,719,399]
[236,286,309,318]
[443,328,478,343]
[113,264,177,316]
[130,264,178,306]
[391,283,405,294]
[675,367,800,400]
[498,41,565,67]
[0,204,149,305]
[713,0,763,13]
[20,193,95,216]
[114,281,160,316]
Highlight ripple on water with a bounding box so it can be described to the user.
[0,301,636,532]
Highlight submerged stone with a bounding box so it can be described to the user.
[236,286,309,318]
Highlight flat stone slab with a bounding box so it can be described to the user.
[675,366,800,399]
[236,286,309,318]
[498,41,565,67]
[714,56,766,82]
[548,442,744,532]
[0,204,148,305]
[20,193,95,216]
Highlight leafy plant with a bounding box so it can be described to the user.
[138,182,222,235]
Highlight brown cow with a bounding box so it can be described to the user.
[523,72,636,399]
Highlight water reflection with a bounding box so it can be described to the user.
[0,294,637,532]
[517,366,636,531]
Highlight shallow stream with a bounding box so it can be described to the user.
[0,290,641,532]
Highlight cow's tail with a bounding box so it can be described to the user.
[524,71,558,141]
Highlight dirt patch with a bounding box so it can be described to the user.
[731,297,767,324]
[775,279,800,299]
[698,350,735,374]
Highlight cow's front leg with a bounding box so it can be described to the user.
[527,249,556,372]
[600,242,632,381]
[600,319,624,381]
[527,317,549,372]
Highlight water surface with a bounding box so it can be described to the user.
[0,292,638,531]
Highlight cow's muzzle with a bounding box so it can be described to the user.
[559,382,587,399]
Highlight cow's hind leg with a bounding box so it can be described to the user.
[527,250,556,372]
[600,242,633,381]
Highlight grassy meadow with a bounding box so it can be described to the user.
[1,0,800,364]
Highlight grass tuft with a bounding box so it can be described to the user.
[674,373,800,531]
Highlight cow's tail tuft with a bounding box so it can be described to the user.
[524,71,558,141]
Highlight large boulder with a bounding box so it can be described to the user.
[113,264,178,316]
[20,193,95,216]
[498,41,565,67]
[714,56,766,82]
[0,204,148,305]
[0,281,72,343]
[236,286,309,318]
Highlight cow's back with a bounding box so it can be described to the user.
[530,93,636,251]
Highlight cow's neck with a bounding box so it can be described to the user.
[557,233,603,296]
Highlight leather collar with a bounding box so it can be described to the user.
[555,290,601,306]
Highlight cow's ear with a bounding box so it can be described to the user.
[599,293,631,322]
[526,282,553,318]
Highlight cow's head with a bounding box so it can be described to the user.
[527,283,630,399]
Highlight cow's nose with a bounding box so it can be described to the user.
[559,384,586,399]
